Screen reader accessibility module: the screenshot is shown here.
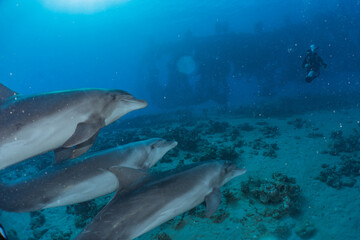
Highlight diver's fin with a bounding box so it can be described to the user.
[62,118,104,148]
[108,166,149,190]
[305,76,313,83]
[205,188,221,217]
[0,83,17,104]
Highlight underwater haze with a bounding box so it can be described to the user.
[0,0,360,239]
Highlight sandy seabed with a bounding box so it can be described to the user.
[0,107,359,240]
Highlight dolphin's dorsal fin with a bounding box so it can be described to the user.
[205,188,221,217]
[109,166,149,190]
[0,83,17,104]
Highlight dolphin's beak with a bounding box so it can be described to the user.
[148,140,178,169]
[226,161,246,177]
[167,140,178,149]
[154,140,178,149]
[130,99,148,109]
[234,167,247,178]
[222,162,246,185]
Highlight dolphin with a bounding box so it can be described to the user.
[76,160,246,240]
[0,83,148,169]
[0,138,177,212]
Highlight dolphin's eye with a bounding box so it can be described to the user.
[110,94,116,101]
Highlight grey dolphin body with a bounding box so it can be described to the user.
[0,84,148,169]
[76,161,246,240]
[0,138,177,212]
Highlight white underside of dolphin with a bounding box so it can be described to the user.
[0,108,87,168]
[45,171,119,209]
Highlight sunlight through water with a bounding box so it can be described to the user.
[41,0,130,13]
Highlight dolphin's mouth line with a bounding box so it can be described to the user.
[159,140,178,149]
[123,99,148,106]
[123,98,144,102]
[234,167,247,177]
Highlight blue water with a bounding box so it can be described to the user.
[1,0,360,239]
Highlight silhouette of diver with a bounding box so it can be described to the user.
[302,44,327,83]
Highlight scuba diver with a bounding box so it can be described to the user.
[302,44,327,83]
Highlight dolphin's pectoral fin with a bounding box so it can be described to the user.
[54,147,74,163]
[63,118,105,148]
[0,83,18,104]
[109,166,149,190]
[54,130,100,164]
[70,130,99,159]
[205,188,221,218]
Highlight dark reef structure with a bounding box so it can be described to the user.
[223,189,241,205]
[316,155,360,189]
[229,128,241,141]
[294,220,317,239]
[49,230,73,240]
[196,145,218,162]
[250,138,279,158]
[210,209,230,224]
[287,118,311,129]
[260,125,280,138]
[328,129,360,155]
[237,123,255,132]
[152,232,172,240]
[6,230,19,240]
[159,147,179,164]
[262,143,280,158]
[232,93,360,118]
[241,173,301,219]
[66,199,107,229]
[318,127,360,189]
[196,144,241,163]
[307,132,324,139]
[30,211,47,239]
[94,129,142,152]
[218,146,240,161]
[273,223,293,239]
[162,126,206,152]
[317,165,342,189]
[30,212,46,230]
[206,120,230,134]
